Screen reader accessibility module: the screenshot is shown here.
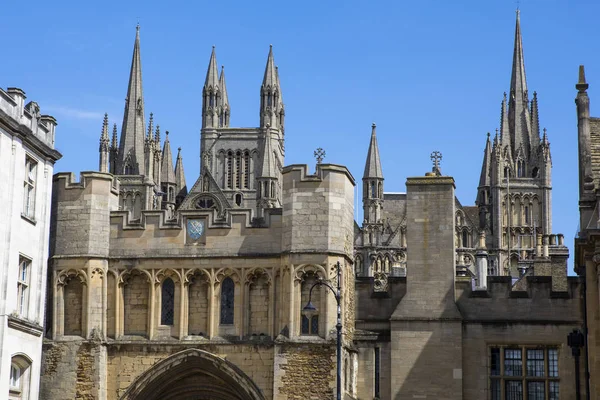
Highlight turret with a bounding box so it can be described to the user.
[202,47,220,129]
[218,66,230,127]
[99,113,110,173]
[110,123,118,174]
[116,24,146,175]
[362,123,384,247]
[144,113,155,185]
[576,65,594,201]
[256,127,279,217]
[174,147,187,207]
[260,45,284,132]
[161,131,177,217]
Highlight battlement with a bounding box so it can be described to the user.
[282,163,355,256]
[0,86,58,151]
[51,172,120,258]
[456,276,582,323]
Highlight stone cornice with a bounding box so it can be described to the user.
[7,315,43,337]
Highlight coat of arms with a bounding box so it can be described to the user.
[187,219,205,240]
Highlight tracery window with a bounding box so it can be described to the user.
[462,230,469,248]
[196,196,215,209]
[161,278,175,326]
[235,151,242,189]
[220,277,234,325]
[243,151,250,189]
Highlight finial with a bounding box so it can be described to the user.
[577,65,589,92]
[314,147,326,164]
[533,91,537,99]
[487,132,490,139]
[503,92,507,100]
[430,151,442,176]
[221,65,224,71]
[371,122,376,134]
[178,147,182,152]
[270,44,273,49]
[136,22,140,32]
[165,130,169,136]
[212,45,215,49]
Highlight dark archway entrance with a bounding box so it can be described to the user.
[120,349,266,400]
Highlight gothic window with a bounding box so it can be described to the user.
[300,273,320,336]
[22,156,37,219]
[196,196,215,209]
[267,93,272,107]
[243,151,250,189]
[378,182,383,198]
[227,151,233,189]
[235,193,242,206]
[517,160,524,177]
[525,206,530,225]
[371,182,376,198]
[161,278,175,326]
[219,113,224,127]
[220,277,234,325]
[209,91,214,107]
[462,231,469,248]
[271,182,276,198]
[532,167,539,178]
[168,187,174,202]
[236,151,242,189]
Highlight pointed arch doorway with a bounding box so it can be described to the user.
[120,349,266,400]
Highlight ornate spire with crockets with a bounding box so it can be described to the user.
[507,9,533,160]
[260,45,285,131]
[363,123,383,180]
[99,113,110,172]
[117,24,146,175]
[362,123,384,231]
[218,65,230,127]
[161,131,176,185]
[175,147,187,205]
[202,47,220,129]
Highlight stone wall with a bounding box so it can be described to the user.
[273,343,335,400]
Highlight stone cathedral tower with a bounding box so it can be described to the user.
[475,10,563,277]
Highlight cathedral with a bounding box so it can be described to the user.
[36,11,586,400]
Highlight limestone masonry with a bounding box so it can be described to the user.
[25,11,594,400]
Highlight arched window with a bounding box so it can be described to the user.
[517,160,524,177]
[525,206,530,225]
[532,167,539,178]
[9,355,31,399]
[161,278,175,326]
[227,151,233,189]
[243,151,250,189]
[462,231,469,248]
[271,182,276,198]
[300,273,319,335]
[371,182,376,198]
[235,151,242,189]
[168,187,174,202]
[235,193,242,206]
[220,277,234,325]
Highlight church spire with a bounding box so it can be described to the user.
[260,45,284,131]
[175,147,187,205]
[363,123,383,180]
[117,24,146,175]
[202,47,220,129]
[218,65,230,127]
[507,9,532,159]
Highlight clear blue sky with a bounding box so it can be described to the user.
[3,0,600,274]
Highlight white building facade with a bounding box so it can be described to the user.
[0,87,60,400]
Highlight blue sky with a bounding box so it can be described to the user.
[3,0,600,274]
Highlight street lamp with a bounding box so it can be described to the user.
[568,328,585,400]
[302,261,342,400]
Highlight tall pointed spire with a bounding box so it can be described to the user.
[530,91,540,144]
[260,45,284,131]
[507,9,532,159]
[202,46,220,129]
[363,123,384,179]
[478,133,492,188]
[117,24,146,175]
[218,65,230,127]
[161,131,176,184]
[175,147,187,202]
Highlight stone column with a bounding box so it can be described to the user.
[207,276,215,339]
[179,279,186,339]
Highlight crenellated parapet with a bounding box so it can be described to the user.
[456,275,582,322]
[282,163,355,258]
[51,171,119,258]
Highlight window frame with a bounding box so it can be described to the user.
[22,155,37,220]
[17,256,31,318]
[489,345,560,400]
